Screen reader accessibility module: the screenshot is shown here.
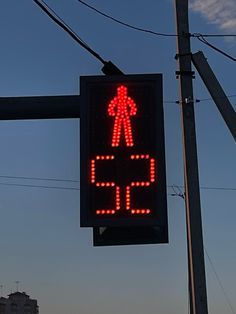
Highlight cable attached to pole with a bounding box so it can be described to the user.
[77,0,177,37]
[32,0,123,75]
[196,35,236,63]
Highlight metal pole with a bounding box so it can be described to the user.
[0,95,80,120]
[192,51,236,142]
[174,1,208,313]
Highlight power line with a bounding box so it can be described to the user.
[200,186,236,192]
[0,180,235,192]
[0,174,79,183]
[164,94,236,105]
[195,95,236,103]
[76,3,236,41]
[168,185,236,192]
[0,178,234,192]
[33,0,236,72]
[40,0,88,47]
[0,182,79,191]
[32,0,106,64]
[192,33,236,38]
[32,0,236,65]
[196,35,236,63]
[77,0,177,37]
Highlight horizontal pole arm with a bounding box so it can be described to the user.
[0,95,80,120]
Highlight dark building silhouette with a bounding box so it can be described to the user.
[0,291,38,314]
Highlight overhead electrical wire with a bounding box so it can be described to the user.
[168,185,236,192]
[192,33,236,38]
[32,0,106,64]
[0,182,79,191]
[164,94,236,105]
[33,0,236,69]
[40,0,89,47]
[195,95,236,103]
[77,0,236,41]
[0,174,78,183]
[77,0,177,37]
[196,35,236,63]
[76,0,236,71]
[0,178,235,192]
[199,186,236,192]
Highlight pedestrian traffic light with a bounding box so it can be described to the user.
[80,74,168,245]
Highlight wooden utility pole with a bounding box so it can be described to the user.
[174,1,208,314]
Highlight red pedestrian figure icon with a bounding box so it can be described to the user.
[108,85,137,147]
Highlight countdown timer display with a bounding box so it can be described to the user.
[80,74,167,228]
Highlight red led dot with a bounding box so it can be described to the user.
[126,186,131,210]
[116,186,120,211]
[91,159,96,183]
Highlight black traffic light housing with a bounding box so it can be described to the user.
[80,74,168,246]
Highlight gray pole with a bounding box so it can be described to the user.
[174,1,208,313]
[192,51,236,142]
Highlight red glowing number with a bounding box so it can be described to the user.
[91,155,119,215]
[91,155,156,216]
[108,85,137,147]
[127,155,156,215]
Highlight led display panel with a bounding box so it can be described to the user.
[80,74,167,229]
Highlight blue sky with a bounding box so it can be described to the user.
[0,1,235,314]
